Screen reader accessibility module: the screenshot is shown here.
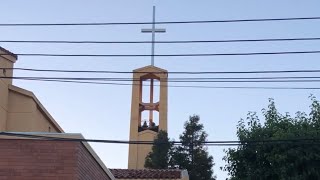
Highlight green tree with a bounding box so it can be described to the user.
[224,97,320,180]
[170,115,215,180]
[145,130,172,169]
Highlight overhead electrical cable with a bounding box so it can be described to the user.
[6,77,320,90]
[1,132,320,147]
[1,50,320,57]
[4,67,320,74]
[1,37,320,44]
[0,16,319,26]
[7,76,320,80]
[5,76,320,83]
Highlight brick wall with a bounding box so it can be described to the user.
[77,143,111,180]
[0,139,111,180]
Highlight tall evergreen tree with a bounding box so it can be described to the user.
[170,115,215,180]
[145,130,172,169]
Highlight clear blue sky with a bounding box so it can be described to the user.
[1,1,320,179]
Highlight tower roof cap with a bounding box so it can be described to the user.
[133,65,167,73]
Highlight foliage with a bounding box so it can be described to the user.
[145,130,172,169]
[223,96,320,180]
[170,115,215,180]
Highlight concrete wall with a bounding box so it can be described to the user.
[136,130,157,169]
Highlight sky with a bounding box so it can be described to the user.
[1,1,320,179]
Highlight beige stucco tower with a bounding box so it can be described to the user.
[128,65,168,169]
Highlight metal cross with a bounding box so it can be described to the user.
[141,6,166,66]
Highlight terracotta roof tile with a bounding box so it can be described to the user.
[109,169,182,179]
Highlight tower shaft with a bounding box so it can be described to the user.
[128,65,168,169]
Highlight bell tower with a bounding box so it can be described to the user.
[128,6,168,169]
[128,65,168,169]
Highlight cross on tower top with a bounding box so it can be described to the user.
[141,6,166,66]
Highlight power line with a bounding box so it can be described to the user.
[2,50,320,57]
[5,67,320,74]
[7,76,320,80]
[0,16,319,26]
[9,77,320,90]
[5,76,320,83]
[1,132,320,147]
[1,37,320,44]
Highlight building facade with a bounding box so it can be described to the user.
[0,46,115,179]
[0,47,63,133]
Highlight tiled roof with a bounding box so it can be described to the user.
[109,169,182,179]
[0,46,17,59]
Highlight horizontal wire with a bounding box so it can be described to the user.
[1,37,320,44]
[9,78,320,90]
[1,132,320,147]
[5,67,320,74]
[5,76,320,80]
[2,50,320,57]
[0,16,319,26]
[5,76,320,83]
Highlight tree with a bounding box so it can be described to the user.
[145,130,172,169]
[223,97,320,180]
[170,115,215,180]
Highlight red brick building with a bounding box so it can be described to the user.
[0,133,115,180]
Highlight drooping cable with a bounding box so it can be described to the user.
[1,50,320,57]
[1,37,320,44]
[0,16,319,26]
[1,132,320,147]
